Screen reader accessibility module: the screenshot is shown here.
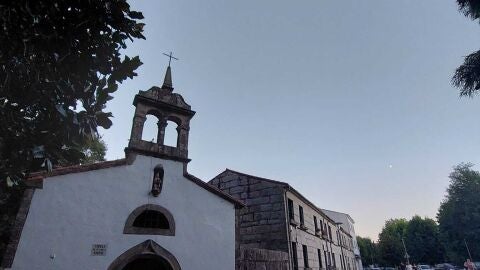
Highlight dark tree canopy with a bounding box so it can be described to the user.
[377,218,408,266]
[0,0,144,183]
[375,217,445,266]
[0,0,143,262]
[357,236,378,267]
[77,136,107,165]
[437,163,480,264]
[404,216,444,265]
[457,0,480,21]
[452,51,480,97]
[453,1,480,96]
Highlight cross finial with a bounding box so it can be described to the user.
[162,52,178,67]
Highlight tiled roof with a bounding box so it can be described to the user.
[27,158,128,182]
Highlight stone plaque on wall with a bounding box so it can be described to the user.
[91,244,107,256]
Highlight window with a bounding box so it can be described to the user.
[332,252,336,268]
[124,204,175,236]
[325,251,329,267]
[292,242,298,270]
[299,205,304,226]
[314,216,318,232]
[133,210,169,229]
[327,252,331,267]
[318,249,323,269]
[328,226,332,240]
[288,199,294,221]
[303,245,309,268]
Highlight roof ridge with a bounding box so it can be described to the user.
[184,172,245,208]
[224,168,289,186]
[220,168,340,224]
[322,208,355,223]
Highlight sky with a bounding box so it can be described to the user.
[101,0,480,240]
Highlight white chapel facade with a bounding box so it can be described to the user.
[2,66,243,270]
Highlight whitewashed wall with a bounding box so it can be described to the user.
[11,155,236,270]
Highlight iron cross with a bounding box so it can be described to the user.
[162,52,178,66]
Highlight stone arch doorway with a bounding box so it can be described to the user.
[122,255,173,270]
[108,240,181,270]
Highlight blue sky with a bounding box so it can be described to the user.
[101,0,480,240]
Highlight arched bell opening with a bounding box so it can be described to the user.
[141,114,161,143]
[163,120,179,147]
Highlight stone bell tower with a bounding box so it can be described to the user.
[125,64,195,163]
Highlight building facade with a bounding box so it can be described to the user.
[322,209,363,270]
[3,66,243,270]
[210,169,360,270]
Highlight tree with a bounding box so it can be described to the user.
[404,216,444,264]
[452,1,480,96]
[0,0,143,262]
[67,135,107,166]
[357,236,378,267]
[457,0,480,21]
[377,218,408,266]
[0,0,144,184]
[437,163,480,264]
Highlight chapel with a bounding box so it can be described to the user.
[2,65,243,270]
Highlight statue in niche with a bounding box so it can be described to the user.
[151,165,164,197]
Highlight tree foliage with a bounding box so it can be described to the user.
[73,136,107,166]
[457,0,480,21]
[375,217,445,266]
[452,1,480,96]
[0,0,144,183]
[437,163,480,264]
[404,216,444,265]
[357,236,378,267]
[0,0,143,263]
[377,219,408,266]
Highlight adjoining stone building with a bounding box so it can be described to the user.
[209,169,361,270]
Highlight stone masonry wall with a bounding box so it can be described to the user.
[236,247,289,270]
[209,170,289,252]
